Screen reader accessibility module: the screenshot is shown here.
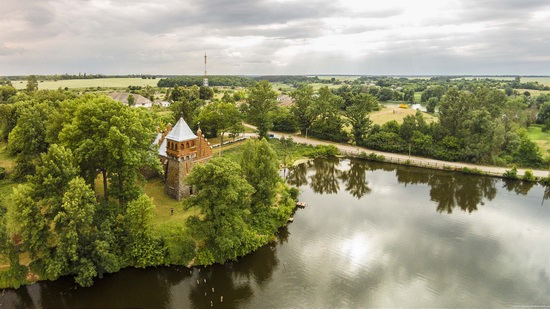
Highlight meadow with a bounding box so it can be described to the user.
[527,125,550,156]
[370,104,437,125]
[11,78,160,90]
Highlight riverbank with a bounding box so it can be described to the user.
[270,132,549,181]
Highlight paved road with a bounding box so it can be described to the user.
[243,124,549,178]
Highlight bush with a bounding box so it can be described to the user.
[522,170,536,182]
[503,167,519,179]
[0,167,5,180]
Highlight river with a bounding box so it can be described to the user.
[2,158,549,308]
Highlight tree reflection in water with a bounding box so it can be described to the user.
[396,167,497,213]
[286,158,535,214]
[309,157,341,194]
[286,158,372,199]
[340,158,372,199]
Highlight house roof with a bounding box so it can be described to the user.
[158,138,168,157]
[165,117,197,142]
[109,92,152,106]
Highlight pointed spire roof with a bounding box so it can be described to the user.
[165,117,197,142]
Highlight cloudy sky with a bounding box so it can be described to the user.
[1,0,550,76]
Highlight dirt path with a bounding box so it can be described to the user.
[243,124,549,178]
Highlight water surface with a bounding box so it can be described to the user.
[2,158,549,308]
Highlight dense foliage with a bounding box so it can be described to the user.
[157,76,254,88]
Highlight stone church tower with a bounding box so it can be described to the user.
[156,117,213,201]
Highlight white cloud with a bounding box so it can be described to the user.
[0,0,549,75]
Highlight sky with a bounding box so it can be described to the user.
[1,0,550,76]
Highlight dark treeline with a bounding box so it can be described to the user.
[157,76,255,88]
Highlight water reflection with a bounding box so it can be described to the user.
[287,158,372,199]
[287,158,544,214]
[309,157,341,194]
[502,179,535,196]
[1,266,192,308]
[189,244,278,308]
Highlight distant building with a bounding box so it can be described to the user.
[153,117,213,201]
[276,95,294,107]
[109,92,152,108]
[156,101,171,108]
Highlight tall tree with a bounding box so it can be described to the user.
[59,95,159,206]
[196,101,243,155]
[291,84,317,135]
[343,93,378,145]
[245,80,277,138]
[240,139,280,209]
[124,195,163,268]
[185,158,261,265]
[26,75,38,92]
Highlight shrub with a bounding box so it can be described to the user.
[522,170,536,182]
[0,167,5,180]
[503,167,518,179]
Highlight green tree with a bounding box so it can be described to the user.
[8,102,53,178]
[26,75,38,92]
[59,95,159,206]
[49,177,99,286]
[290,84,317,135]
[403,88,415,103]
[240,139,280,209]
[124,195,163,268]
[0,85,17,102]
[197,101,243,154]
[245,80,277,138]
[309,86,348,142]
[343,93,377,145]
[270,106,298,133]
[127,94,136,107]
[426,97,438,113]
[199,86,214,100]
[185,158,261,264]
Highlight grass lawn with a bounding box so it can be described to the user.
[370,104,437,125]
[11,78,160,90]
[142,178,200,226]
[528,125,550,156]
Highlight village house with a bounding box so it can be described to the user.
[109,92,153,108]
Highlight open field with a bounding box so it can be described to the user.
[453,76,550,86]
[11,78,160,90]
[528,125,550,156]
[370,104,437,125]
[515,89,550,97]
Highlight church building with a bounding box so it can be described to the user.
[154,117,213,201]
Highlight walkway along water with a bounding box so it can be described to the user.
[243,123,549,179]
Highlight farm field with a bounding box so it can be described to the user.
[515,89,550,96]
[11,78,160,90]
[370,104,437,125]
[454,76,550,86]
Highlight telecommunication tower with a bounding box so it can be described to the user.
[203,53,208,87]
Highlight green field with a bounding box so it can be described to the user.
[528,125,550,156]
[370,104,437,125]
[11,78,160,90]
